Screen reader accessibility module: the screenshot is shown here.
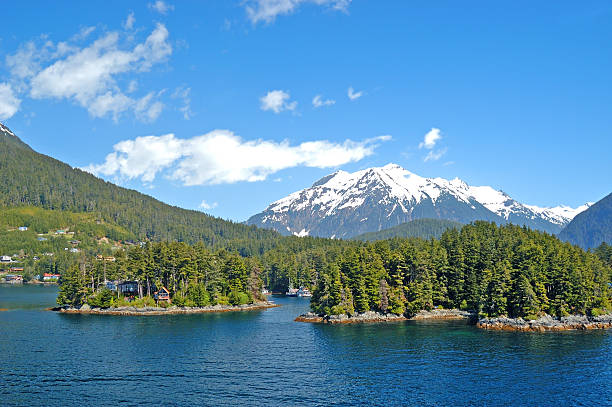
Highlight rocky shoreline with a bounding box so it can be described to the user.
[477,314,612,332]
[295,309,472,324]
[296,309,612,332]
[51,301,279,316]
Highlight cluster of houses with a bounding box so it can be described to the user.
[1,270,61,284]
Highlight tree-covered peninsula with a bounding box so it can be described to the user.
[306,222,611,321]
[55,221,612,325]
[56,241,270,311]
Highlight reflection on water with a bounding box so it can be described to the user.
[0,286,611,406]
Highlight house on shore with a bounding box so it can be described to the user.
[154,287,171,304]
[43,273,61,282]
[4,275,23,284]
[104,280,118,291]
[118,281,140,299]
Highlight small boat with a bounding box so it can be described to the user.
[286,287,299,297]
[261,288,271,295]
[297,287,312,297]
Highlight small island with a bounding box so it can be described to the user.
[53,241,277,316]
[54,302,278,316]
[296,222,612,332]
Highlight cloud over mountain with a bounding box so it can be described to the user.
[85,131,390,185]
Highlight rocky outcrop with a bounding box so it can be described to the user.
[295,309,472,324]
[297,309,612,331]
[477,314,612,332]
[55,302,279,316]
[412,309,473,320]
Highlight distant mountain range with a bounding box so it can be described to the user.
[559,193,612,249]
[247,164,590,238]
[0,123,279,252]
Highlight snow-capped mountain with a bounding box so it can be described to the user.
[246,164,590,238]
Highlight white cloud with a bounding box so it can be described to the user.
[72,26,97,42]
[0,83,21,120]
[134,92,164,123]
[85,130,389,186]
[127,80,138,93]
[260,90,297,113]
[84,134,183,183]
[6,23,172,121]
[124,12,136,30]
[424,148,447,162]
[199,200,218,210]
[171,86,192,120]
[149,1,174,14]
[347,86,363,101]
[6,41,44,81]
[88,91,134,121]
[312,94,335,108]
[419,128,441,149]
[245,0,351,24]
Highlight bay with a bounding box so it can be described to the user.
[1,285,611,406]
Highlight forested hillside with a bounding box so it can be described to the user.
[559,193,612,249]
[310,222,611,319]
[0,124,280,252]
[353,218,462,241]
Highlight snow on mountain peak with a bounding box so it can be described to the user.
[0,122,15,136]
[251,163,588,237]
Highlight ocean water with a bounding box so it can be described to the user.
[1,285,611,406]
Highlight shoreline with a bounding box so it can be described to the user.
[296,309,612,331]
[295,309,473,324]
[51,301,280,316]
[477,314,612,332]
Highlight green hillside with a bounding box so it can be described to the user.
[559,193,612,249]
[353,218,463,241]
[0,124,280,253]
[0,206,134,255]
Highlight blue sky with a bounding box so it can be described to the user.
[1,1,610,221]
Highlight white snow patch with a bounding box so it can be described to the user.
[257,163,587,230]
[294,229,309,237]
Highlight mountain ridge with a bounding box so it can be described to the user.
[0,123,280,252]
[247,163,589,238]
[558,192,612,249]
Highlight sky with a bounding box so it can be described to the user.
[0,0,611,222]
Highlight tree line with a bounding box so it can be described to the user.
[309,222,611,319]
[57,241,265,308]
[56,221,611,319]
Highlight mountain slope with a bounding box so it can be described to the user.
[247,164,587,238]
[353,218,463,241]
[558,193,612,249]
[0,123,280,251]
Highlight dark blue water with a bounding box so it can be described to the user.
[1,285,611,406]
